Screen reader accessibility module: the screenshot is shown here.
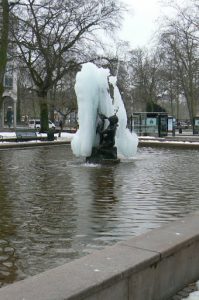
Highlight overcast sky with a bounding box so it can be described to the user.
[119,0,163,47]
[119,0,189,48]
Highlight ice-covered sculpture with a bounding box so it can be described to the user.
[71,63,138,162]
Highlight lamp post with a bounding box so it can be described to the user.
[8,91,17,129]
[13,96,17,129]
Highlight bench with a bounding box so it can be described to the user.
[16,131,38,142]
[16,131,56,142]
[0,131,57,143]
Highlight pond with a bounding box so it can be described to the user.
[0,144,199,286]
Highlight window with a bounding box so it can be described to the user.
[4,65,14,88]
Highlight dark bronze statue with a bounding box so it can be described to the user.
[97,113,118,147]
[86,113,119,164]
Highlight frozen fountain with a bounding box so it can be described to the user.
[71,63,138,163]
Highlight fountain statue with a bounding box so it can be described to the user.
[86,112,119,164]
[71,63,138,163]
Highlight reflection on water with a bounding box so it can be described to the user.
[0,145,199,286]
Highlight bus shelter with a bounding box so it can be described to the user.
[193,117,199,134]
[129,112,169,137]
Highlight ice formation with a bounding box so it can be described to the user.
[71,62,138,158]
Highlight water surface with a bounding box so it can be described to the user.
[0,144,199,286]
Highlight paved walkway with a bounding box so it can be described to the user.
[170,282,197,300]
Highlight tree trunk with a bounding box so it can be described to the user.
[38,94,49,132]
[49,104,55,122]
[0,0,9,127]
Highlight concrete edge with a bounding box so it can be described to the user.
[138,141,199,149]
[1,137,199,151]
[0,140,70,149]
[121,212,199,258]
[0,212,199,300]
[138,140,199,149]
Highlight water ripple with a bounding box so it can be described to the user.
[0,145,199,286]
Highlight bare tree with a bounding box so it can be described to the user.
[159,3,199,122]
[48,71,77,123]
[11,0,124,131]
[158,51,181,117]
[128,48,164,112]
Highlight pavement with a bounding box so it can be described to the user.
[170,282,198,300]
[138,132,199,149]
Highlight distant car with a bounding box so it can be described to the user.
[28,119,56,130]
[180,122,189,129]
[176,121,190,130]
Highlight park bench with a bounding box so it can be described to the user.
[0,130,56,143]
[16,131,39,142]
[16,130,56,142]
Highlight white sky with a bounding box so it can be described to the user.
[119,0,189,48]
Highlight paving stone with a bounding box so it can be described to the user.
[170,282,197,300]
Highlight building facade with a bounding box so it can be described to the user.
[0,0,17,128]
[3,63,18,128]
